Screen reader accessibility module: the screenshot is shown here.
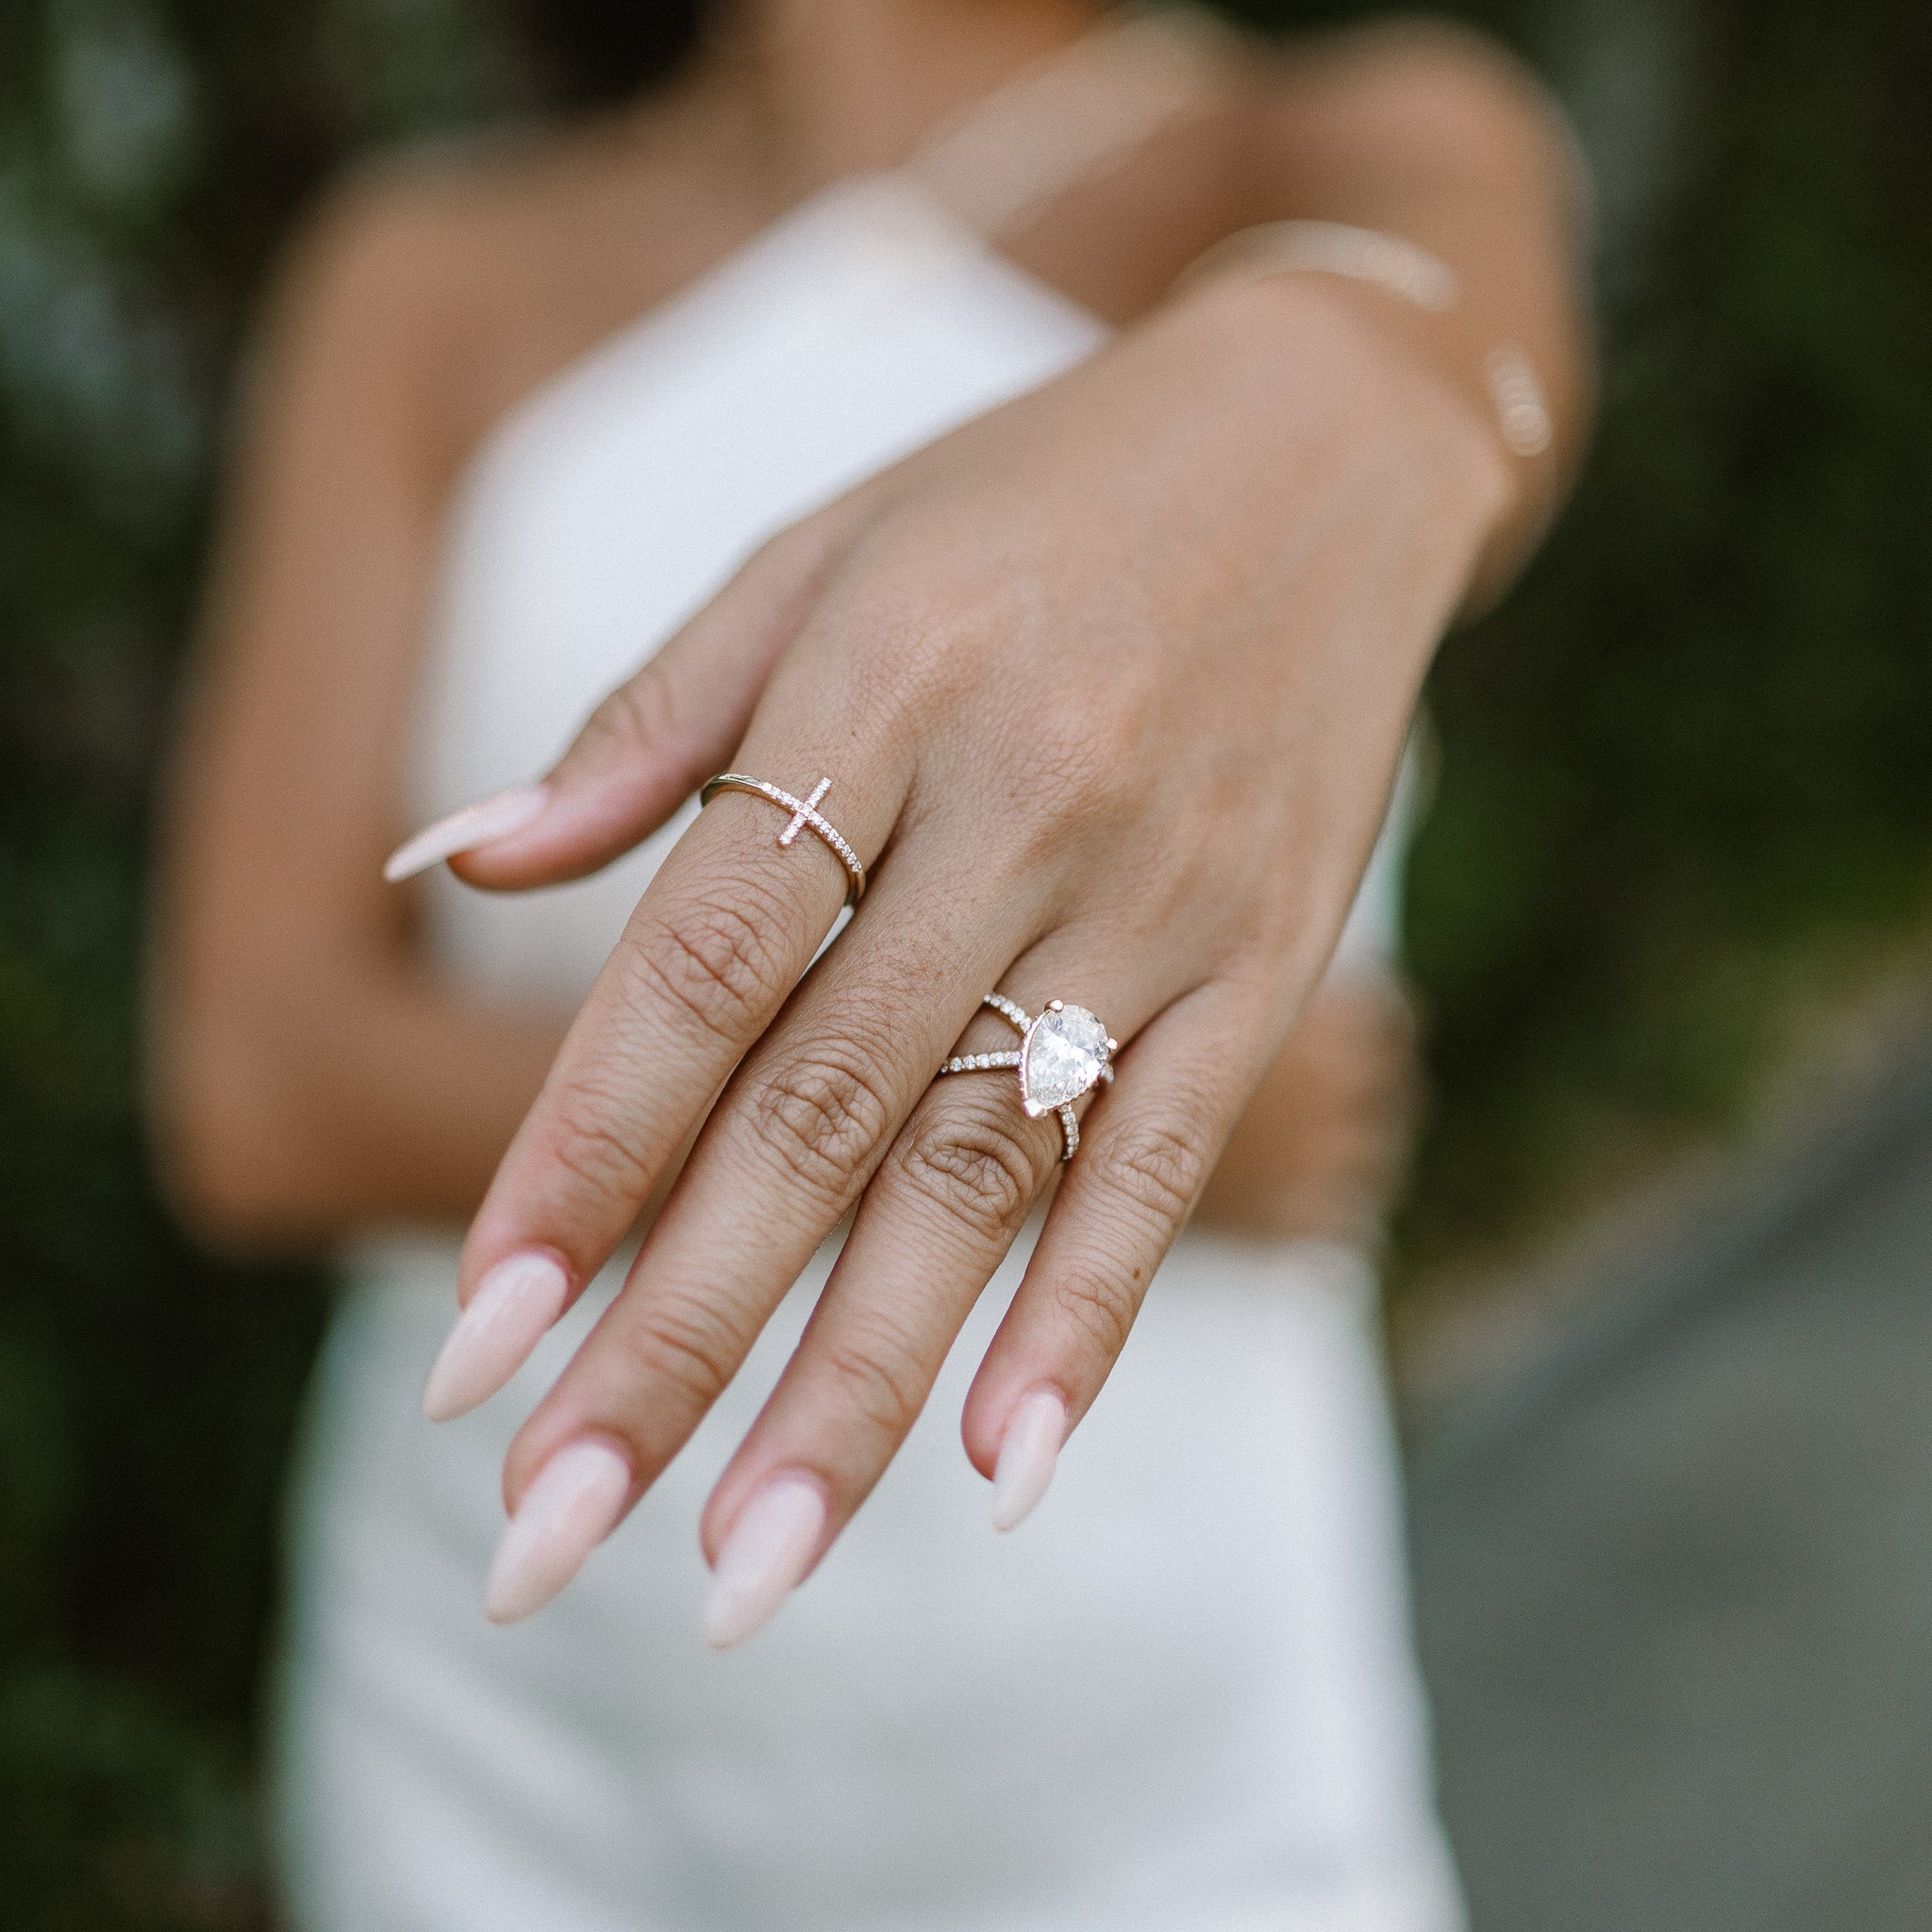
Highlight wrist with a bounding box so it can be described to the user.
[1170,252,1554,615]
[1176,269,1522,608]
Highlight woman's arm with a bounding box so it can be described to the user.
[151,178,567,1248]
[1241,19,1591,595]
[1190,22,1591,1232]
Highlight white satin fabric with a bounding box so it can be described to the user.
[273,171,1463,1932]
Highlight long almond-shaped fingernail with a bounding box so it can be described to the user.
[703,1476,826,1651]
[484,1438,632,1624]
[383,784,550,883]
[991,1388,1067,1532]
[423,1251,570,1424]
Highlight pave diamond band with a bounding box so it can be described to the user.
[699,774,867,905]
[940,1050,1022,1075]
[937,994,1118,1162]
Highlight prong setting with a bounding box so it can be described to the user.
[936,993,1117,1161]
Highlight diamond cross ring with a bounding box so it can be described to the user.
[699,773,867,906]
[937,994,1118,1160]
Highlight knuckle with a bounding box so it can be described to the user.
[1095,1115,1209,1229]
[1020,707,1118,803]
[618,1294,745,1414]
[896,1105,1049,1246]
[1024,624,1158,767]
[1052,1260,1142,1360]
[750,509,838,579]
[615,663,680,746]
[835,591,962,726]
[541,1084,654,1205]
[747,1050,893,1202]
[816,1318,927,1441]
[587,662,676,755]
[991,706,1148,877]
[628,895,791,1045]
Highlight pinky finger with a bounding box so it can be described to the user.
[960,979,1270,1527]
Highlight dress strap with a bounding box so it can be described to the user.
[903,8,1239,242]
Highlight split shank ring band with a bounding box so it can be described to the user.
[937,994,1118,1161]
[699,773,867,906]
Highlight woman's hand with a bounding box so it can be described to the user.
[408,273,1514,1642]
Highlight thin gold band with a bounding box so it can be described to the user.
[698,774,867,907]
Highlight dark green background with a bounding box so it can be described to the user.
[3,1,1929,1922]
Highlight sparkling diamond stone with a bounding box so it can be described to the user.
[1020,1005,1111,1115]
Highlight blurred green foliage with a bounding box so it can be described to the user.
[2,0,1929,1922]
[1401,0,1932,1270]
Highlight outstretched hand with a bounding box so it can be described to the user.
[403,274,1512,1645]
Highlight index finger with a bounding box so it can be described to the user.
[458,761,905,1320]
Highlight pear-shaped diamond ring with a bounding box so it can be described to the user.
[937,994,1117,1160]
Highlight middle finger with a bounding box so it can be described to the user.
[490,838,1057,1604]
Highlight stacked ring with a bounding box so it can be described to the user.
[938,994,1118,1161]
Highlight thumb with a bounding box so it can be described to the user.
[385,506,860,892]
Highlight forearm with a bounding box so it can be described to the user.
[1223,21,1593,599]
[294,969,567,1227]
[155,955,567,1246]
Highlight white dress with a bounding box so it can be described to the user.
[272,78,1465,1932]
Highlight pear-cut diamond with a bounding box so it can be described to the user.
[1021,1005,1111,1115]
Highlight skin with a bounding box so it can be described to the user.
[155,0,1589,1591]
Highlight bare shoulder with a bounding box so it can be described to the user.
[258,99,736,482]
[1250,16,1578,175]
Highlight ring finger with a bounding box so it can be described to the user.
[689,953,1255,1646]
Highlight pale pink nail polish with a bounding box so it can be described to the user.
[991,1388,1066,1532]
[383,784,550,883]
[423,1251,570,1424]
[484,1438,632,1624]
[703,1476,826,1651]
